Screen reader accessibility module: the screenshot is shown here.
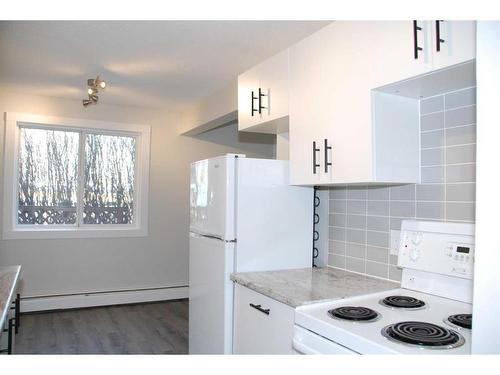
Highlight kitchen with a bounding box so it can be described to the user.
[191,21,481,355]
[0,2,499,372]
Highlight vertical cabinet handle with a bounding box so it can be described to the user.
[15,293,20,334]
[251,90,258,116]
[435,20,444,52]
[258,88,267,114]
[324,139,332,173]
[7,318,14,354]
[312,141,321,174]
[413,20,423,59]
[249,303,270,315]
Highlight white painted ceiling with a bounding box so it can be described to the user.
[0,21,330,109]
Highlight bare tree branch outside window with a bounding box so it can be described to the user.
[17,127,136,225]
[84,134,136,224]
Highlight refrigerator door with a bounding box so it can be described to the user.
[190,155,237,240]
[235,158,313,272]
[188,233,235,354]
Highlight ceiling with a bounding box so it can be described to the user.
[0,21,330,109]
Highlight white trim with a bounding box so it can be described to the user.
[2,112,151,240]
[20,286,188,313]
[6,112,150,134]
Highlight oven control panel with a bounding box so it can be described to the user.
[446,242,474,276]
[398,221,475,279]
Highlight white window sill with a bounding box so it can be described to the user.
[2,226,148,240]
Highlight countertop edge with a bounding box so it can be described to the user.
[0,266,21,332]
[231,274,304,308]
[230,269,400,308]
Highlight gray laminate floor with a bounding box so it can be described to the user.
[15,299,188,354]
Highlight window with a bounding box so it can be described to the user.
[3,113,150,239]
[83,134,136,225]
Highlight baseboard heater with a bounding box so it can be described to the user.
[20,285,189,313]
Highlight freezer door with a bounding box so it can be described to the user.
[188,233,235,354]
[190,155,236,240]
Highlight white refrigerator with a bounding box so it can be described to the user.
[189,154,313,354]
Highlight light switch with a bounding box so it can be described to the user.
[390,230,401,256]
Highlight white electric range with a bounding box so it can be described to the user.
[293,220,475,354]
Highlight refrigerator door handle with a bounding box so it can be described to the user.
[189,232,236,243]
[202,233,225,241]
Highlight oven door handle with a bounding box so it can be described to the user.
[292,338,321,355]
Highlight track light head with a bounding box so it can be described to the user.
[83,75,106,107]
[87,77,106,89]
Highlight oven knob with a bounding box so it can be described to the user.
[411,232,423,246]
[410,248,420,262]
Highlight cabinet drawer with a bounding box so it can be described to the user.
[233,284,295,354]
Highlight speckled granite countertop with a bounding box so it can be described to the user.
[0,266,21,331]
[231,267,399,308]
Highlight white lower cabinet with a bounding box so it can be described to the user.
[0,295,18,355]
[233,283,295,354]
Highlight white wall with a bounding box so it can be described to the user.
[0,90,275,298]
[472,21,500,354]
[180,80,238,135]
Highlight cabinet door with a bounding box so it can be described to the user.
[238,50,289,133]
[431,21,476,70]
[290,22,375,184]
[289,31,329,185]
[238,66,261,131]
[370,21,434,88]
[259,49,289,124]
[233,284,295,354]
[289,129,322,185]
[0,317,8,353]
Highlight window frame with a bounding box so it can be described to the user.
[3,112,150,239]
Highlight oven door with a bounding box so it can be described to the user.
[292,325,359,355]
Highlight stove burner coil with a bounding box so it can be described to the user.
[381,295,426,309]
[328,306,379,322]
[382,321,465,349]
[447,314,472,329]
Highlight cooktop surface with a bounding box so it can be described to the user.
[295,288,472,354]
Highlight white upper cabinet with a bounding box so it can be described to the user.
[238,49,289,134]
[374,21,476,87]
[237,63,260,130]
[430,21,476,70]
[369,21,434,88]
[288,21,475,185]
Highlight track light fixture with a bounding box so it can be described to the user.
[83,75,106,107]
[87,77,106,89]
